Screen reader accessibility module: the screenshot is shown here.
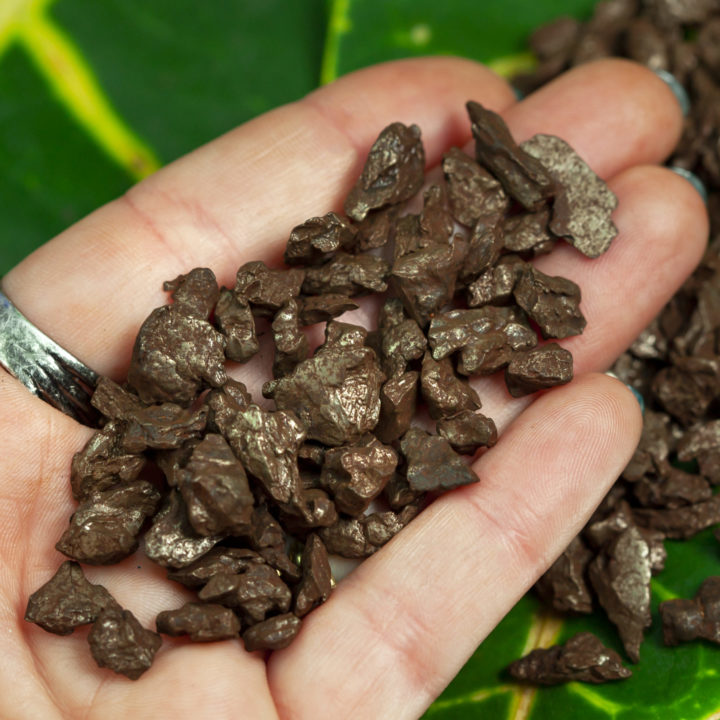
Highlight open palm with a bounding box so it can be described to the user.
[0,57,707,720]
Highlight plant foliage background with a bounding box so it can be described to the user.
[3,1,720,717]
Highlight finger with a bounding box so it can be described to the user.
[473,163,708,431]
[267,374,642,720]
[2,57,515,378]
[3,59,679,382]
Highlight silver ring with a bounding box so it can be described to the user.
[0,290,100,426]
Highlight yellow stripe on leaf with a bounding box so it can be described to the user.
[320,0,351,85]
[488,51,537,79]
[16,3,160,180]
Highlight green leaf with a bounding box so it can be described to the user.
[0,43,131,271]
[323,0,599,83]
[50,0,328,163]
[0,0,327,274]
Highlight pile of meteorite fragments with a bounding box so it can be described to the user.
[25,101,618,681]
[506,0,720,688]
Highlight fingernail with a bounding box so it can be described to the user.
[628,386,645,415]
[605,371,645,414]
[653,69,691,117]
[668,166,708,204]
[512,86,525,101]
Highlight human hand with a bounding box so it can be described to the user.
[0,56,708,720]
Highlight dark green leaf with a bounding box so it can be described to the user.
[51,0,328,162]
[0,45,131,270]
[325,0,599,83]
[0,0,327,274]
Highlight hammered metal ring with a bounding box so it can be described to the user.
[0,289,99,426]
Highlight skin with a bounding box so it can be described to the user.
[0,56,709,720]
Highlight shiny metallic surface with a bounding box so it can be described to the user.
[0,289,99,425]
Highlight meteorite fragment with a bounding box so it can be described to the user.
[677,420,720,483]
[427,306,535,361]
[391,239,463,328]
[383,473,423,511]
[70,420,146,500]
[344,122,425,222]
[214,402,306,514]
[521,134,618,258]
[436,410,498,455]
[280,488,339,532]
[156,602,241,642]
[466,259,524,308]
[502,208,556,256]
[271,298,309,378]
[265,322,384,447]
[155,441,198,488]
[420,352,482,420]
[622,410,675,482]
[297,294,358,326]
[318,504,420,558]
[302,252,390,297]
[249,504,286,549]
[652,357,720,426]
[214,287,259,363]
[294,534,333,617]
[442,146,509,226]
[128,268,226,406]
[164,268,219,319]
[467,101,555,211]
[375,370,419,443]
[88,606,162,680]
[143,490,221,568]
[320,436,398,515]
[234,260,305,316]
[504,343,574,397]
[91,377,208,454]
[631,467,712,509]
[178,433,254,537]
[459,217,504,285]
[285,211,357,266]
[418,184,454,245]
[167,547,263,588]
[119,402,208,454]
[626,16,670,70]
[513,265,586,339]
[588,526,652,663]
[242,613,302,652]
[534,536,594,614]
[400,427,480,492]
[198,564,292,624]
[660,576,720,646]
[353,205,398,251]
[583,501,636,550]
[259,544,302,584]
[56,481,161,565]
[377,298,427,377]
[508,632,631,684]
[457,332,513,376]
[634,495,720,539]
[25,561,119,635]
